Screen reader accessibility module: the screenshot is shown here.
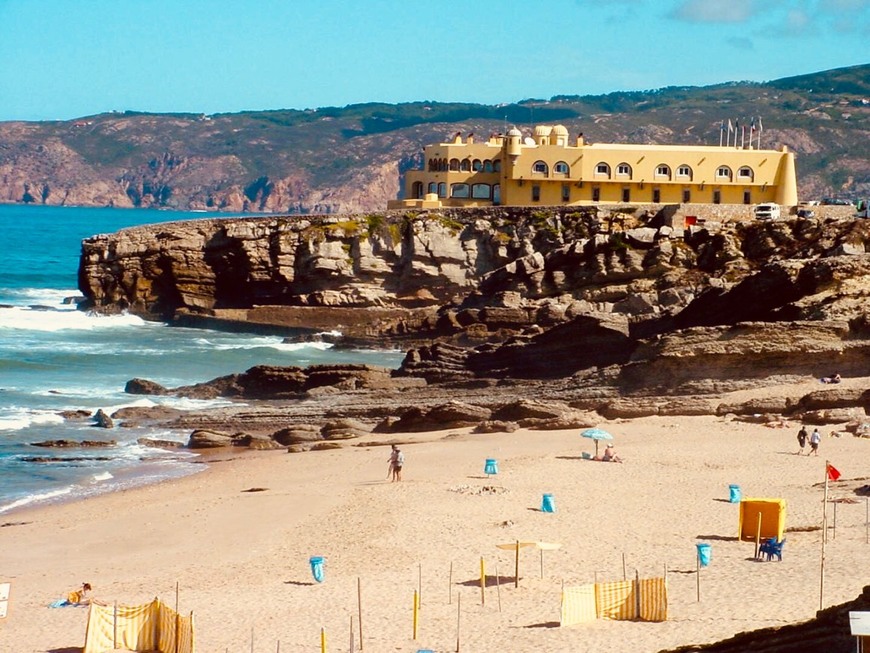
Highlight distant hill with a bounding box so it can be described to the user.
[0,64,867,213]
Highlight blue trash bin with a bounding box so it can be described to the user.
[484,458,498,475]
[309,556,325,583]
[696,543,711,567]
[729,484,741,503]
[541,493,556,513]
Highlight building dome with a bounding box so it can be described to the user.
[507,127,522,137]
[533,125,553,137]
[552,124,568,136]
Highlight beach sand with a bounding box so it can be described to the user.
[2,382,869,653]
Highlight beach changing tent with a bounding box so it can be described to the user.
[738,498,786,542]
[561,577,667,626]
[83,598,194,653]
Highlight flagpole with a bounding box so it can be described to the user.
[819,462,830,610]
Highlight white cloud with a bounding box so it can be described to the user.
[786,9,811,30]
[671,0,760,23]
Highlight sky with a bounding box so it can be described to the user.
[0,0,867,122]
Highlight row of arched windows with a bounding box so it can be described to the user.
[593,162,755,182]
[427,158,502,173]
[531,161,570,176]
[411,181,500,200]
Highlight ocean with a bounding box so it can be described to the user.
[0,204,403,515]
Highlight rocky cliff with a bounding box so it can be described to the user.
[79,205,870,397]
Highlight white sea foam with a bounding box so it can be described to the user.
[92,471,113,482]
[0,306,146,332]
[0,486,73,514]
[0,408,66,431]
[0,287,80,307]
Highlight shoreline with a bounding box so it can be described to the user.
[2,412,868,652]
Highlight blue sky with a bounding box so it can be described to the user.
[0,0,867,121]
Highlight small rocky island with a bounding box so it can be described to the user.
[75,205,870,447]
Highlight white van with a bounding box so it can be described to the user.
[754,203,781,220]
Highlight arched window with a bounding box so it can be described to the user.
[595,162,611,177]
[472,159,482,172]
[483,160,494,173]
[412,181,424,199]
[532,160,548,175]
[716,165,732,180]
[428,159,436,172]
[492,184,501,205]
[616,163,632,178]
[737,166,754,181]
[449,158,460,171]
[471,183,491,199]
[554,161,569,175]
[440,159,448,172]
[676,164,692,180]
[428,182,438,194]
[451,183,470,198]
[437,182,447,197]
[655,164,671,179]
[460,159,471,172]
[493,159,502,172]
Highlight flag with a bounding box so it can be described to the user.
[757,117,763,132]
[720,120,726,133]
[750,118,756,133]
[727,119,733,133]
[826,463,841,481]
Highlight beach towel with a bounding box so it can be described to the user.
[560,584,596,626]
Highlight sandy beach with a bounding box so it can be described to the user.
[2,380,869,653]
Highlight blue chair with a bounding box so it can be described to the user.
[760,538,785,561]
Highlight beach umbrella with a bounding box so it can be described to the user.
[581,427,613,457]
[496,541,561,587]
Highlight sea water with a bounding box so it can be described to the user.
[0,205,403,514]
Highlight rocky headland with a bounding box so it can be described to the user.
[73,205,870,449]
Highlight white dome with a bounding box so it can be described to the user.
[507,127,522,137]
[534,125,553,136]
[552,124,569,136]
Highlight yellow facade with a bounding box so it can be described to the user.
[389,125,798,209]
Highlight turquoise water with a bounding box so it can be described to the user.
[0,205,402,514]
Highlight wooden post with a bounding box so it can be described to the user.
[514,540,520,588]
[357,577,363,651]
[175,581,180,653]
[455,593,461,652]
[622,553,627,580]
[448,562,453,605]
[479,557,485,606]
[754,512,762,559]
[495,563,502,613]
[820,469,830,610]
[320,626,326,653]
[635,569,641,617]
[413,590,419,640]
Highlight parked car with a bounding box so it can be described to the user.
[822,198,852,206]
[754,203,781,220]
[797,209,815,218]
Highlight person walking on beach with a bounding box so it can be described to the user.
[809,427,821,456]
[796,425,808,455]
[388,444,404,482]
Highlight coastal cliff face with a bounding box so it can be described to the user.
[80,206,870,394]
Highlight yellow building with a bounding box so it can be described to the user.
[389,125,798,209]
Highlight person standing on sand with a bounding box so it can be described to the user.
[809,427,821,456]
[797,425,808,455]
[388,444,404,482]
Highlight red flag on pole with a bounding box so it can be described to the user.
[826,463,841,481]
